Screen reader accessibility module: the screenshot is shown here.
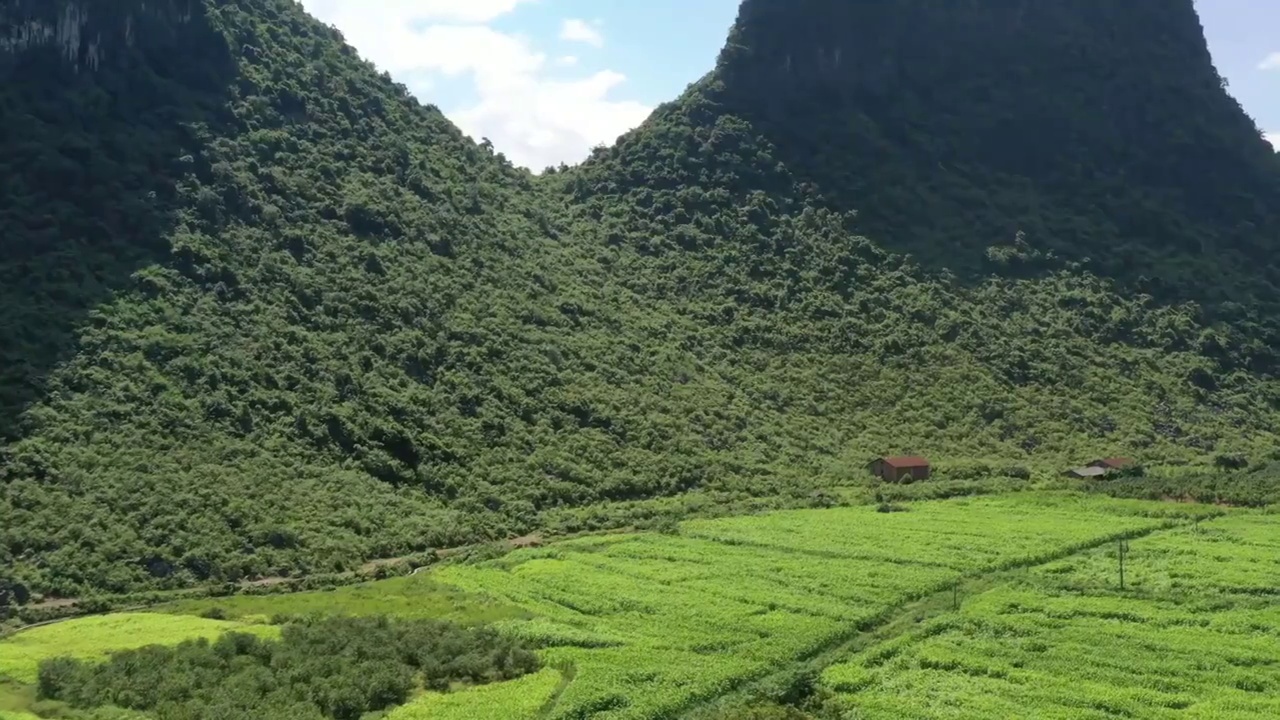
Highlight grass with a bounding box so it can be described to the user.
[0,613,277,684]
[0,676,149,720]
[387,667,566,720]
[153,576,531,625]
[820,512,1280,718]
[0,680,41,720]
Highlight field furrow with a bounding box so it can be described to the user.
[821,512,1280,719]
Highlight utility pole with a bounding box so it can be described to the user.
[1118,538,1130,590]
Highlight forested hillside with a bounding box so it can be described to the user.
[555,0,1280,465]
[2,0,1279,599]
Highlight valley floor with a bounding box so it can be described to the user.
[2,492,1276,719]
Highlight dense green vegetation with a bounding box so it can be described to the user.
[0,0,869,601]
[1087,458,1280,508]
[2,0,1280,606]
[34,616,539,720]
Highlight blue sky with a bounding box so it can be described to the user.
[299,0,1278,170]
[1196,0,1279,145]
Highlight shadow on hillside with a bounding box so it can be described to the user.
[727,97,1280,296]
[690,40,1280,376]
[709,5,1280,306]
[0,4,237,442]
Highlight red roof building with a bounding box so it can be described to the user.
[867,456,931,483]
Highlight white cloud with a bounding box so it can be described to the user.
[1265,132,1278,150]
[560,18,604,47]
[1259,52,1280,71]
[556,55,579,66]
[296,0,651,171]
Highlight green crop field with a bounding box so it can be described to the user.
[1,493,1264,720]
[820,512,1280,719]
[0,613,276,684]
[387,667,566,720]
[428,493,1214,718]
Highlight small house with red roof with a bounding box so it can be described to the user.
[868,456,931,483]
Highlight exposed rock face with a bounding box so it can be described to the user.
[0,0,196,69]
[718,0,1223,98]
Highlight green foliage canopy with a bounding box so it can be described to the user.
[36,616,539,720]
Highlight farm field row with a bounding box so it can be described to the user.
[428,493,1213,719]
[820,512,1280,719]
[0,493,1227,719]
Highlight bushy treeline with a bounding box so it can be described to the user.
[1,557,433,629]
[1087,459,1280,508]
[35,616,539,720]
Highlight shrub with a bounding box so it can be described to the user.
[36,616,540,719]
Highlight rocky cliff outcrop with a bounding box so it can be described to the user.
[1,0,196,69]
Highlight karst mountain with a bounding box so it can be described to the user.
[1,0,1277,598]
